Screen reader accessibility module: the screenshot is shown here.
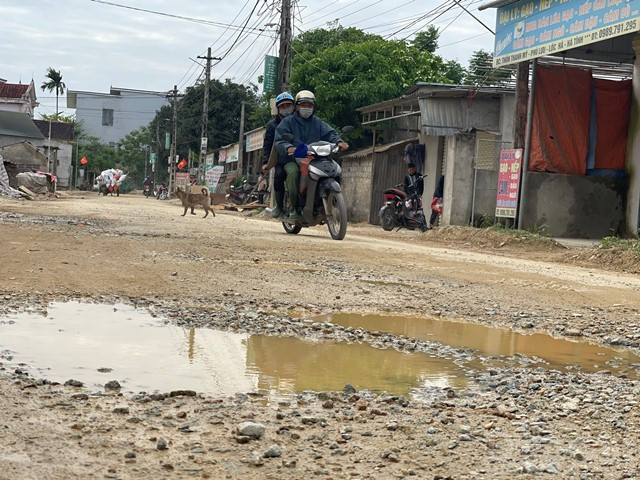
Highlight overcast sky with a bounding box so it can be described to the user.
[1,0,497,118]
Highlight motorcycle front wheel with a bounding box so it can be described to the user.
[324,192,347,240]
[380,206,395,231]
[281,194,302,234]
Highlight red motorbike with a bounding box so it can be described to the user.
[378,177,427,232]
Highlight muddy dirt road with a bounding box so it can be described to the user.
[0,192,638,479]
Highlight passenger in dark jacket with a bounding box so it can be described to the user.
[275,90,349,220]
[261,92,295,218]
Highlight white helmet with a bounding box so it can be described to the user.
[295,90,316,105]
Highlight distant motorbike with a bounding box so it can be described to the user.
[143,183,153,197]
[379,176,428,232]
[270,127,353,241]
[155,183,168,200]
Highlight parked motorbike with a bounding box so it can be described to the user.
[270,127,353,241]
[379,176,428,232]
[226,179,260,205]
[143,183,153,197]
[155,183,168,200]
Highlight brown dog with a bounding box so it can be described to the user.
[174,187,216,218]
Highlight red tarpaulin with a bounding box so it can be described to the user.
[594,78,631,170]
[529,65,592,175]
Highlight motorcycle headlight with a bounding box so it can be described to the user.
[312,144,333,157]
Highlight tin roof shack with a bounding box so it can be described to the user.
[347,84,514,226]
[481,0,640,238]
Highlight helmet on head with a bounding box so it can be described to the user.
[295,90,316,105]
[275,92,294,107]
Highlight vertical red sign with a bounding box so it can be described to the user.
[495,149,522,219]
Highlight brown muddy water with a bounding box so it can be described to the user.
[322,313,640,379]
[0,302,468,397]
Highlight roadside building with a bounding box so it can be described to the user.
[342,83,515,226]
[478,0,640,239]
[33,120,74,188]
[0,79,38,117]
[66,87,169,146]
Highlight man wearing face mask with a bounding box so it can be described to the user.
[262,92,295,218]
[274,90,349,220]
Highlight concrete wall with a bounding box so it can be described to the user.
[443,131,476,226]
[521,172,626,238]
[499,93,516,145]
[341,156,373,223]
[75,91,167,145]
[472,169,500,224]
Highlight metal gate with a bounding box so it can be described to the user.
[470,134,512,225]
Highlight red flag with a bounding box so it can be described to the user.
[177,159,188,170]
[80,156,88,165]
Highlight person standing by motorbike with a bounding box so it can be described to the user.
[404,162,424,197]
[274,90,349,220]
[262,92,295,218]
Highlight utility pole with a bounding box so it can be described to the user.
[238,101,246,177]
[168,85,178,193]
[197,48,222,184]
[277,0,292,93]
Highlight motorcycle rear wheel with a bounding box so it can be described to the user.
[325,192,347,240]
[380,206,395,231]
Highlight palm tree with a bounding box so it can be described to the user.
[41,67,66,120]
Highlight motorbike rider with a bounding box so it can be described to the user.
[404,162,424,197]
[274,90,349,220]
[262,92,295,218]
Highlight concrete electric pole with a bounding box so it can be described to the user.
[238,101,246,177]
[277,0,292,93]
[197,48,221,184]
[168,84,178,193]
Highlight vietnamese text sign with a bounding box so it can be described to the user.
[175,172,190,190]
[263,55,278,94]
[205,165,224,192]
[226,144,239,163]
[245,128,265,152]
[495,149,523,218]
[494,0,640,66]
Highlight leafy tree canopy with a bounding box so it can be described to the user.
[291,30,453,144]
[465,49,514,86]
[412,26,440,53]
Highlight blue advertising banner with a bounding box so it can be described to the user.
[494,0,640,66]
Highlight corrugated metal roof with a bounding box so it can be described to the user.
[33,120,74,141]
[0,111,45,139]
[478,0,519,10]
[342,137,418,160]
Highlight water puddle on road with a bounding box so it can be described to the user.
[0,302,469,397]
[322,313,640,379]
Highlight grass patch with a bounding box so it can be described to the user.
[600,236,640,257]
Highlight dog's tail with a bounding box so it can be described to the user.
[201,187,208,197]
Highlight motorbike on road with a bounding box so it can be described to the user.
[155,183,168,200]
[143,183,153,197]
[379,175,428,232]
[270,127,352,241]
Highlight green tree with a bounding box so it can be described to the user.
[412,26,440,53]
[39,113,75,123]
[41,67,66,119]
[116,126,152,186]
[465,50,514,86]
[444,59,466,84]
[291,34,451,145]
